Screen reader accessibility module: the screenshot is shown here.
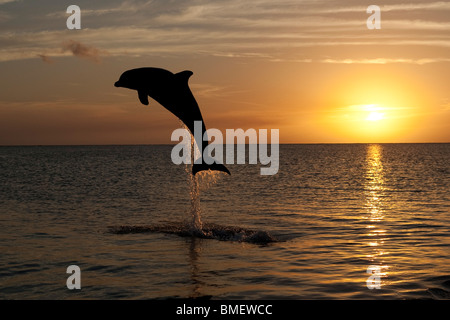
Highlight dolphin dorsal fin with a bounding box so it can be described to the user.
[175,70,193,84]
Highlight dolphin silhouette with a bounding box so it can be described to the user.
[114,67,230,175]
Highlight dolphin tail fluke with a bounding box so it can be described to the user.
[192,162,231,176]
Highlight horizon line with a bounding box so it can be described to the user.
[1,142,449,147]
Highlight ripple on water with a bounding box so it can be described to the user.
[107,222,278,244]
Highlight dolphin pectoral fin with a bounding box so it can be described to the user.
[138,90,149,105]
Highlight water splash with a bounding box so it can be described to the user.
[177,121,201,233]
[186,169,223,234]
[186,167,203,232]
[184,150,222,234]
[108,122,276,244]
[197,170,222,191]
[180,122,221,234]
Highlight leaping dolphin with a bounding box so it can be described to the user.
[114,67,230,175]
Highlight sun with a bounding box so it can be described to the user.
[318,71,431,143]
[366,111,385,122]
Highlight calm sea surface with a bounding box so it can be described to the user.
[0,144,449,299]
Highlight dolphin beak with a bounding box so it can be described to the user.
[114,81,120,87]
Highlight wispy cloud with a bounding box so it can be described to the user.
[312,1,450,13]
[0,0,19,5]
[0,1,449,63]
[322,58,450,65]
[383,1,450,11]
[61,40,106,63]
[0,10,10,22]
[441,99,450,111]
[46,0,153,18]
[36,53,54,64]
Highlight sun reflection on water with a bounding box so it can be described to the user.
[364,144,389,285]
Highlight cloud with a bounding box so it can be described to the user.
[0,1,449,64]
[0,10,10,21]
[46,0,153,18]
[382,1,450,12]
[37,53,54,64]
[1,25,449,64]
[312,1,450,13]
[0,0,19,5]
[61,40,106,63]
[441,99,450,111]
[321,58,450,65]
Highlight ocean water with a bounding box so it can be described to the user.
[0,144,449,300]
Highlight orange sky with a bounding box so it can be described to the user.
[0,0,449,145]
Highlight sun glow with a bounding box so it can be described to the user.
[361,104,386,122]
[317,73,430,143]
[366,111,385,122]
[318,100,422,143]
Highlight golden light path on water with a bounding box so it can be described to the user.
[364,144,389,287]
